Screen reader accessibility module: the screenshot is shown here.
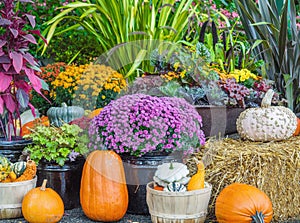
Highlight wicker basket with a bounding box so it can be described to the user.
[0,176,37,219]
[146,181,212,223]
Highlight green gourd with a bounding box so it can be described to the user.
[164,182,187,192]
[47,103,84,127]
[12,161,27,177]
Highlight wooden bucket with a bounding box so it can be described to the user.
[146,181,212,223]
[0,176,37,219]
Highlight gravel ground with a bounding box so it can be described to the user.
[0,208,299,223]
[0,209,152,223]
[1,209,300,223]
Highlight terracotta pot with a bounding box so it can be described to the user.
[195,105,245,138]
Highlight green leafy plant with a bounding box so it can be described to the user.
[42,0,197,77]
[234,0,300,112]
[149,42,280,108]
[19,0,100,64]
[23,123,89,166]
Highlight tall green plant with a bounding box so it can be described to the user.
[234,0,300,112]
[42,0,197,77]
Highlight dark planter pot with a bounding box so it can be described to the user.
[0,137,32,162]
[36,157,85,210]
[120,151,183,215]
[195,105,245,138]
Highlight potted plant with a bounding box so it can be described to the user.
[0,0,47,162]
[88,93,206,214]
[145,43,284,137]
[23,123,89,210]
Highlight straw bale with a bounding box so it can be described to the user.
[186,136,300,222]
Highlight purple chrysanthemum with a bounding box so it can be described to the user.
[89,94,205,156]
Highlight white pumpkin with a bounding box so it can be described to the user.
[154,162,190,187]
[236,89,297,142]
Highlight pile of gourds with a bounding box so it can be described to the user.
[0,155,36,183]
[153,161,205,192]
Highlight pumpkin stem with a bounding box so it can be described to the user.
[261,89,274,108]
[40,179,48,191]
[169,161,174,170]
[251,211,265,223]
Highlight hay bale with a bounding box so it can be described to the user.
[186,136,300,222]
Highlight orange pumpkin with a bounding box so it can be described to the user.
[87,108,103,119]
[293,117,300,136]
[22,179,64,223]
[215,183,273,223]
[80,150,128,221]
[21,116,49,136]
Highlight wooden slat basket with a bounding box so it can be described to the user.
[146,181,212,223]
[0,176,37,219]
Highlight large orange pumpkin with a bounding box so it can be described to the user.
[215,183,273,223]
[80,150,128,221]
[293,117,300,136]
[22,179,64,223]
[21,116,49,136]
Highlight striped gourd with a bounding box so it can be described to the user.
[15,160,37,182]
[164,182,187,192]
[12,161,27,177]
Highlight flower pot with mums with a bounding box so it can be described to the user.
[89,94,205,214]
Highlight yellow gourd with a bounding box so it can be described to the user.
[14,160,37,182]
[9,171,17,181]
[187,160,205,191]
[1,171,17,183]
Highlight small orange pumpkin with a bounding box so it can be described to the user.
[22,179,64,223]
[293,117,300,136]
[215,183,273,223]
[21,116,49,136]
[80,150,128,221]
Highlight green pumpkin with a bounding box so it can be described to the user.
[12,161,27,177]
[47,103,85,127]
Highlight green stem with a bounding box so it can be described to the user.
[169,162,174,169]
[251,211,265,223]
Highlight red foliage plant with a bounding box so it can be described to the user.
[0,0,47,140]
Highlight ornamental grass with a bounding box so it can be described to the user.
[186,136,300,222]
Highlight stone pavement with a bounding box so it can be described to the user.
[0,208,152,223]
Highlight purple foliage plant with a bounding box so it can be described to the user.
[0,0,47,140]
